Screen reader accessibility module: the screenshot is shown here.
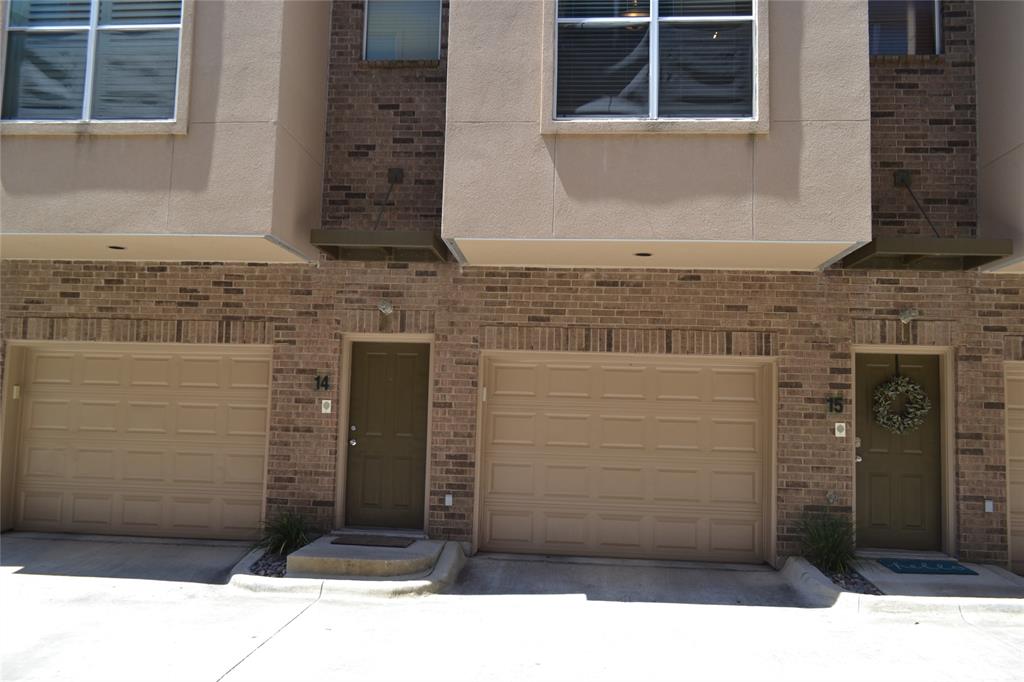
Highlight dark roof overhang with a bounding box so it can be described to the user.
[841,237,1014,271]
[310,229,449,261]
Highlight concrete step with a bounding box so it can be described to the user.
[286,535,445,578]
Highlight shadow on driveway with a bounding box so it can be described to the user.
[1,532,251,584]
[445,553,814,607]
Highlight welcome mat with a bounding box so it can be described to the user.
[331,534,416,549]
[877,558,978,575]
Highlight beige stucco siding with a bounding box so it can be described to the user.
[0,0,329,262]
[976,1,1024,272]
[442,0,872,267]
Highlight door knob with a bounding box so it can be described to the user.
[855,455,863,463]
[349,439,357,447]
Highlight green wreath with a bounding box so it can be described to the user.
[873,375,932,434]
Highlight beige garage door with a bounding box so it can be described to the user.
[10,343,271,540]
[479,352,774,563]
[1007,363,1024,574]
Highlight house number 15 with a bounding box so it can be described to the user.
[315,375,331,391]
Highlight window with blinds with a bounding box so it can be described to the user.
[868,0,941,56]
[2,0,183,122]
[364,0,441,61]
[555,0,755,120]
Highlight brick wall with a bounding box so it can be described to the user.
[2,260,1020,563]
[320,1,448,236]
[871,0,977,238]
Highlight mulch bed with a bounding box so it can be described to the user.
[250,551,287,578]
[826,568,884,595]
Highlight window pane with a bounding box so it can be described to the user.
[98,0,182,25]
[365,0,441,61]
[659,0,752,17]
[558,0,649,19]
[557,23,650,118]
[8,0,91,27]
[1,31,87,120]
[658,22,752,117]
[91,29,179,119]
[869,0,937,55]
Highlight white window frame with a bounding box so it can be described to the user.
[0,0,194,135]
[362,0,444,63]
[540,0,769,135]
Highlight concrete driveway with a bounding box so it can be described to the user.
[448,553,809,606]
[2,532,251,584]
[2,543,1022,682]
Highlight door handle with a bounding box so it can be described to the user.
[349,439,357,447]
[855,455,863,463]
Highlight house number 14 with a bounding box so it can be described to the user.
[315,375,331,391]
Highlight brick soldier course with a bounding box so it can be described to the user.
[2,261,1020,562]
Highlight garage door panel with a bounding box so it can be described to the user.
[20,490,63,524]
[79,401,119,432]
[486,509,534,544]
[177,403,220,435]
[226,404,268,436]
[71,493,114,526]
[26,399,71,431]
[480,352,771,563]
[654,367,704,401]
[711,368,760,403]
[229,357,272,389]
[74,448,117,480]
[594,514,645,549]
[652,516,700,551]
[487,461,534,496]
[652,468,701,502]
[545,413,591,447]
[598,366,647,400]
[598,415,646,449]
[709,518,760,554]
[82,354,125,386]
[489,412,537,446]
[29,353,75,385]
[126,402,170,434]
[543,464,590,498]
[21,444,66,478]
[123,449,166,481]
[710,469,760,504]
[654,417,702,451]
[131,355,175,387]
[13,344,270,540]
[121,495,164,528]
[222,498,263,532]
[597,466,645,500]
[547,364,591,398]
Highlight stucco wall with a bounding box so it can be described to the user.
[975,0,1024,271]
[441,0,872,257]
[0,0,330,261]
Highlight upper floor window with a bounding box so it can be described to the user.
[364,0,441,61]
[2,0,184,122]
[555,0,755,120]
[869,0,941,56]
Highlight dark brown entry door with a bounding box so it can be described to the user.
[345,342,429,529]
[856,353,941,550]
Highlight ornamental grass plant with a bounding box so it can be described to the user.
[797,511,856,574]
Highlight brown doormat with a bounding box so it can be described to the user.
[331,534,416,548]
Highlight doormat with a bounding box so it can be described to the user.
[877,558,978,575]
[330,534,416,548]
